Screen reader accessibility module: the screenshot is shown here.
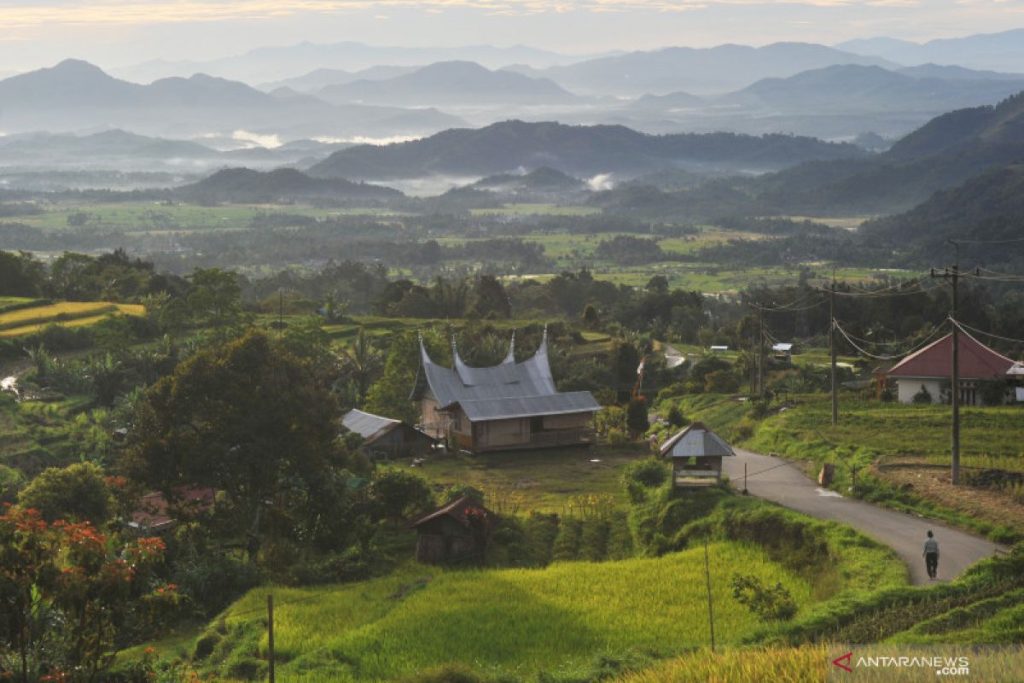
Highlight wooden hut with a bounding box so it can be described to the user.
[659,422,735,488]
[341,408,436,460]
[410,495,493,565]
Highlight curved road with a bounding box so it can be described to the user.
[722,448,1006,585]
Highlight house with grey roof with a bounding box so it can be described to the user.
[341,408,435,459]
[413,329,600,452]
[659,422,735,488]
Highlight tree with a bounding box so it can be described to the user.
[625,398,650,437]
[122,331,347,550]
[0,506,174,682]
[17,463,113,525]
[186,268,244,330]
[337,327,383,405]
[0,251,45,297]
[368,470,434,523]
[364,331,423,425]
[471,275,511,319]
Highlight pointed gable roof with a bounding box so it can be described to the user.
[660,422,735,459]
[888,331,1017,380]
[417,329,598,420]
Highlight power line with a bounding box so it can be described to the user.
[832,319,946,361]
[833,320,945,348]
[951,318,1024,346]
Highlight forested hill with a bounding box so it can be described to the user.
[176,168,404,204]
[747,91,1024,215]
[859,164,1024,267]
[307,120,865,180]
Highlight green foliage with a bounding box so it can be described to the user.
[666,405,687,428]
[364,331,422,425]
[731,573,799,622]
[369,469,435,522]
[17,462,113,524]
[626,398,650,435]
[912,384,933,404]
[622,457,670,503]
[123,331,350,554]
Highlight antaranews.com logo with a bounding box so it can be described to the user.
[828,645,1024,681]
[832,651,970,677]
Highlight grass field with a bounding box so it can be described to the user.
[0,301,145,337]
[469,203,601,217]
[16,201,404,233]
[190,543,814,681]
[406,444,649,514]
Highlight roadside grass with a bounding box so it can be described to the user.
[407,444,650,514]
[191,543,815,681]
[662,393,1024,541]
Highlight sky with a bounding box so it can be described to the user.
[1,0,1023,74]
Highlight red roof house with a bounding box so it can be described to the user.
[887,331,1019,405]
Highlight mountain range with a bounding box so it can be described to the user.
[112,42,595,85]
[507,43,896,96]
[0,59,464,140]
[317,61,578,107]
[176,168,403,204]
[307,120,865,181]
[838,29,1024,74]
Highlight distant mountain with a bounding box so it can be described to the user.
[176,168,404,204]
[721,64,1024,114]
[113,42,592,84]
[473,167,585,192]
[511,42,897,96]
[860,165,1024,267]
[260,66,419,93]
[307,120,865,181]
[0,60,466,141]
[628,91,706,111]
[318,61,578,107]
[838,29,1024,74]
[745,91,1024,214]
[896,64,1024,82]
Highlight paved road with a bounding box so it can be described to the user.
[722,448,1005,585]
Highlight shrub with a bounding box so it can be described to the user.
[731,573,798,622]
[606,428,628,446]
[912,384,933,404]
[666,405,687,428]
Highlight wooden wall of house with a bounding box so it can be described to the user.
[476,418,531,449]
[420,397,444,437]
[542,413,591,430]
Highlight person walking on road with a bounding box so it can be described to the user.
[924,530,940,579]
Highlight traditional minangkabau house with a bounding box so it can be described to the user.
[413,329,600,452]
[887,331,1022,405]
[411,495,494,565]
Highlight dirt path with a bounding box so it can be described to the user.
[722,447,1006,585]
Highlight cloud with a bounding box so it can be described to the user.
[0,0,949,29]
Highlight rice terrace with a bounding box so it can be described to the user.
[4,2,1024,682]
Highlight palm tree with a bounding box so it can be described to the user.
[336,327,383,403]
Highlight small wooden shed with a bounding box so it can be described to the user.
[659,422,735,488]
[341,408,435,460]
[410,495,493,565]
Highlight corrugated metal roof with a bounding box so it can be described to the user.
[456,391,601,421]
[419,330,591,420]
[888,332,1017,380]
[660,422,735,458]
[342,409,400,440]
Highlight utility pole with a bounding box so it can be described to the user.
[830,275,838,426]
[931,242,961,485]
[267,594,276,683]
[758,306,766,400]
[703,536,716,653]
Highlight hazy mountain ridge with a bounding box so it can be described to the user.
[307,120,865,180]
[317,61,578,106]
[177,168,404,204]
[838,29,1024,74]
[0,59,467,140]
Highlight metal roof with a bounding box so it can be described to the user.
[772,343,793,352]
[456,391,600,421]
[887,332,1017,380]
[660,422,735,459]
[341,408,400,441]
[418,329,597,420]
